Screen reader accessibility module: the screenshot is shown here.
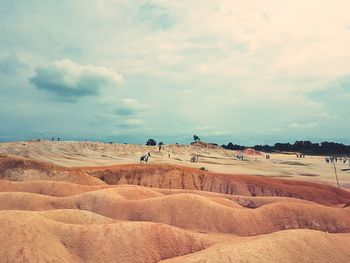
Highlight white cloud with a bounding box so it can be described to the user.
[289,122,320,129]
[114,98,149,116]
[30,59,123,100]
[121,98,145,109]
[124,118,144,126]
[313,112,339,119]
[133,1,350,84]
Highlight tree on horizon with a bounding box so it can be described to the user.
[146,138,157,146]
[193,135,200,142]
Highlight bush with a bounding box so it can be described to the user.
[222,142,245,150]
[146,139,157,146]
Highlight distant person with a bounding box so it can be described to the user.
[51,137,54,141]
[57,137,60,141]
[190,155,198,163]
[159,145,162,152]
[140,152,151,163]
[168,152,171,158]
[237,153,244,160]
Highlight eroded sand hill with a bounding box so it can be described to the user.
[0,141,350,262]
[1,140,349,187]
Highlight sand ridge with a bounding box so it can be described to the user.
[2,155,349,206]
[1,140,350,187]
[0,141,350,262]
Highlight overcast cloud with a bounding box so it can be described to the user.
[30,59,123,101]
[0,0,350,144]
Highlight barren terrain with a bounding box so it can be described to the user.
[0,140,349,262]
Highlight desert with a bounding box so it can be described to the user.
[0,140,349,262]
[2,1,350,262]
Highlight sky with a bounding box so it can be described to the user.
[0,0,350,145]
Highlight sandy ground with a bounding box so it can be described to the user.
[0,140,349,188]
[0,140,350,262]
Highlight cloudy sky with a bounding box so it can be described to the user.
[1,0,350,145]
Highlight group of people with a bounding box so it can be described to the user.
[325,156,348,164]
[140,151,171,163]
[190,155,199,163]
[236,153,244,160]
[141,147,349,167]
[51,137,60,141]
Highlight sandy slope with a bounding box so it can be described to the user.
[0,141,350,262]
[161,230,350,263]
[1,140,349,187]
[1,187,350,235]
[0,210,214,263]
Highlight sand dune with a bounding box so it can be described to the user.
[161,230,350,263]
[1,187,349,235]
[2,155,349,205]
[0,154,105,185]
[0,141,350,262]
[1,140,349,187]
[0,210,214,263]
[87,163,350,206]
[0,179,107,197]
